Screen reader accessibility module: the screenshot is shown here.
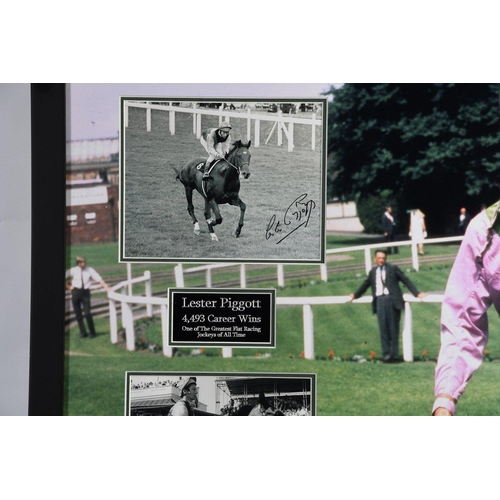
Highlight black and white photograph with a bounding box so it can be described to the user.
[120,98,327,263]
[125,372,316,416]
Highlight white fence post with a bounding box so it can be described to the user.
[303,304,315,360]
[222,347,232,358]
[175,264,185,287]
[364,247,372,275]
[127,263,132,295]
[246,108,251,141]
[254,119,260,147]
[146,106,152,132]
[161,304,173,357]
[169,109,175,135]
[145,271,153,317]
[240,264,246,288]
[277,264,285,288]
[122,301,135,351]
[402,301,414,362]
[288,121,294,152]
[109,299,118,344]
[411,242,420,271]
[192,102,197,134]
[206,268,212,288]
[277,111,283,146]
[196,113,202,139]
[311,112,316,151]
[320,264,328,282]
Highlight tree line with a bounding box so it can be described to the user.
[326,83,500,235]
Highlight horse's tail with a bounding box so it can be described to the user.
[172,166,181,181]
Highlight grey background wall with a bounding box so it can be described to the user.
[0,83,31,415]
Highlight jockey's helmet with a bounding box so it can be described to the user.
[218,121,232,131]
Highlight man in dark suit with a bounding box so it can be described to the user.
[382,206,398,254]
[349,250,425,362]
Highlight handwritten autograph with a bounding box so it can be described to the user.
[266,194,317,244]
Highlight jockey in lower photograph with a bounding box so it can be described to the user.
[200,121,232,179]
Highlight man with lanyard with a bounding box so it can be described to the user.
[169,377,198,416]
[350,250,425,362]
[66,256,109,338]
[200,121,232,179]
[433,200,500,415]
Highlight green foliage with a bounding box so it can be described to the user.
[356,190,396,234]
[326,83,500,233]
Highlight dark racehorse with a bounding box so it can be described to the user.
[173,140,251,241]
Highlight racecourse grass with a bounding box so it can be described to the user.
[65,316,500,416]
[64,238,500,415]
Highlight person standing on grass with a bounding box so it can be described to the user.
[409,208,427,256]
[169,377,198,416]
[66,256,110,339]
[382,206,398,254]
[349,250,426,363]
[433,200,500,416]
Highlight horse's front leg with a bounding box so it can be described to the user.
[204,198,222,241]
[231,197,246,238]
[185,187,200,235]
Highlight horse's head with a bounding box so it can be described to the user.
[229,140,251,179]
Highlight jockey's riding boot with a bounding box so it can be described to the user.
[202,161,210,179]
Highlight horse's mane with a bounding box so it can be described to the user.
[228,139,251,157]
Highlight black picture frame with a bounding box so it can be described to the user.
[28,83,67,416]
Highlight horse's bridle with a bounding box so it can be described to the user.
[225,147,250,174]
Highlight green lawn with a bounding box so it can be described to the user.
[65,239,500,416]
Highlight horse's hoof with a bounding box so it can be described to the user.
[194,229,200,236]
[211,234,219,242]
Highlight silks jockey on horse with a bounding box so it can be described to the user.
[200,121,232,179]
